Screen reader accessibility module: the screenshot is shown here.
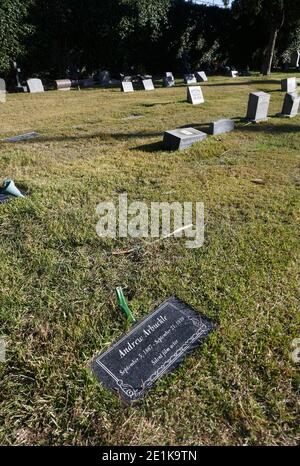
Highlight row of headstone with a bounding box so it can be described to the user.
[121,78,155,93]
[246,89,299,121]
[184,71,208,85]
[163,117,235,151]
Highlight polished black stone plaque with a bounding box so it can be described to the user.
[91,297,216,404]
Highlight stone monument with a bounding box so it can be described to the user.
[27,78,44,93]
[184,74,197,85]
[279,92,300,118]
[121,81,134,93]
[142,79,155,91]
[195,71,208,82]
[209,119,234,135]
[163,127,207,150]
[246,92,271,122]
[281,77,297,93]
[187,86,204,105]
[0,78,6,102]
[163,72,175,87]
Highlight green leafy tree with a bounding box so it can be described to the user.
[232,0,300,75]
[0,0,32,73]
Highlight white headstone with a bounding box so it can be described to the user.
[195,71,208,82]
[187,86,204,105]
[55,79,71,91]
[0,78,6,103]
[121,81,134,93]
[142,79,155,91]
[27,78,44,93]
[281,77,297,93]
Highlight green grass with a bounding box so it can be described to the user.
[0,73,299,445]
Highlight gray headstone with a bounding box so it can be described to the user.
[55,79,71,91]
[280,92,300,118]
[0,78,6,102]
[209,119,234,135]
[184,74,197,85]
[195,71,208,82]
[27,78,44,93]
[163,127,207,151]
[142,79,155,91]
[246,92,270,122]
[121,81,134,93]
[187,86,204,105]
[281,77,297,93]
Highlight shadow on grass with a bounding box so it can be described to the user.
[132,141,164,152]
[238,122,300,134]
[204,79,280,87]
[2,130,164,144]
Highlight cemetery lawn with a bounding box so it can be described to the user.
[0,73,299,446]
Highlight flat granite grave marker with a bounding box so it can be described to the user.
[281,77,297,93]
[2,132,39,143]
[142,79,155,91]
[27,78,44,93]
[187,86,204,105]
[91,297,215,404]
[184,74,197,85]
[0,78,6,102]
[209,119,234,135]
[163,127,207,150]
[121,81,134,93]
[246,92,270,122]
[279,92,300,118]
[195,71,208,82]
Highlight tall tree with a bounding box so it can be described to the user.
[232,0,300,75]
[0,0,32,73]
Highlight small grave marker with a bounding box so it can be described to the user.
[142,79,155,91]
[163,72,175,87]
[246,92,270,122]
[281,77,297,93]
[279,92,300,118]
[55,79,71,91]
[91,297,215,404]
[187,86,204,105]
[2,132,39,143]
[195,71,208,82]
[121,81,134,93]
[27,78,44,93]
[163,127,207,150]
[209,119,234,135]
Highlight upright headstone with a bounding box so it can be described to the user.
[55,79,71,91]
[195,71,208,82]
[281,77,297,93]
[187,86,204,105]
[121,81,134,93]
[231,70,239,78]
[142,79,155,91]
[246,92,270,122]
[163,127,207,151]
[27,78,44,93]
[163,72,175,87]
[184,74,197,85]
[0,78,6,103]
[209,119,234,135]
[279,92,300,118]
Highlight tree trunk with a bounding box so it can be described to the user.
[261,27,278,76]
